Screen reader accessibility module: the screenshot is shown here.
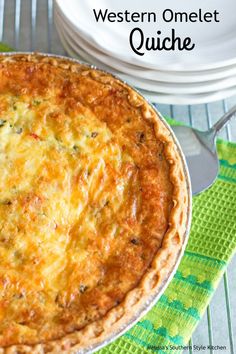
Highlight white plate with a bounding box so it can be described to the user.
[55,13,236,95]
[55,6,236,84]
[55,0,236,71]
[55,21,236,105]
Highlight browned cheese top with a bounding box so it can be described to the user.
[0,56,174,346]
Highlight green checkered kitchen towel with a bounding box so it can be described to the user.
[0,43,235,354]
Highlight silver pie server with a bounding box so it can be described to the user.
[172,105,236,195]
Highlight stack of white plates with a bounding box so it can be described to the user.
[54,0,236,104]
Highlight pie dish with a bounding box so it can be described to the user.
[0,53,191,353]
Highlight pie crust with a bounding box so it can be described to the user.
[0,54,190,353]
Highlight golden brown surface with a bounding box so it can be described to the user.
[0,54,189,352]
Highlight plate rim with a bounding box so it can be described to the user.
[55,0,236,71]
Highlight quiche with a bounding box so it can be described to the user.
[0,54,190,353]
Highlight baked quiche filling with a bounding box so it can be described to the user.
[0,55,188,350]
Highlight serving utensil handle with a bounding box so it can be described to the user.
[211,105,236,136]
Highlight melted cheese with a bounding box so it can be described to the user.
[0,94,136,341]
[0,58,173,346]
